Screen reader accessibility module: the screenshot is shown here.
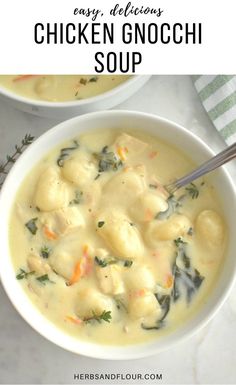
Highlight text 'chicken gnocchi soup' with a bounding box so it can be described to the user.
[10,130,227,345]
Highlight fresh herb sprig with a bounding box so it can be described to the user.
[0,134,34,188]
[83,310,112,324]
[36,274,55,285]
[16,268,35,280]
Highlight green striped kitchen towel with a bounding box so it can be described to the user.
[193,75,236,145]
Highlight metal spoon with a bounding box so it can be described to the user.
[165,142,236,195]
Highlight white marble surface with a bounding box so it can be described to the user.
[0,75,236,385]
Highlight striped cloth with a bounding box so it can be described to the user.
[193,75,236,145]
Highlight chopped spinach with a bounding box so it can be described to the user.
[69,190,83,205]
[97,221,105,228]
[187,227,194,236]
[94,256,117,268]
[80,78,87,85]
[141,294,171,330]
[156,195,182,220]
[25,218,38,235]
[40,246,51,259]
[57,140,79,167]
[16,268,35,280]
[94,146,123,173]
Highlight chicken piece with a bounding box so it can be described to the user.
[41,206,85,236]
[112,133,148,159]
[27,254,51,275]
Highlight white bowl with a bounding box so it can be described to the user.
[0,110,235,359]
[0,75,150,119]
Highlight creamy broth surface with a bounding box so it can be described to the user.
[0,75,130,102]
[9,130,226,345]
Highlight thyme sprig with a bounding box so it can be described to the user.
[83,310,112,324]
[0,134,34,188]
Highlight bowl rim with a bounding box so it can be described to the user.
[0,110,236,359]
[0,75,146,108]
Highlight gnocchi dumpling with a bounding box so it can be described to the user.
[195,210,225,250]
[75,287,116,319]
[97,211,144,259]
[34,167,70,211]
[125,265,156,291]
[128,291,161,319]
[62,152,97,188]
[102,167,146,206]
[95,264,125,295]
[129,193,168,222]
[146,214,191,244]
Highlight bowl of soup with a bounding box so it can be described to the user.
[0,75,150,119]
[0,110,235,359]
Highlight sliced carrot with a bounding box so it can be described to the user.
[117,146,126,161]
[68,261,82,286]
[165,274,174,288]
[65,315,83,325]
[43,226,58,240]
[137,288,147,297]
[149,151,158,159]
[13,75,39,82]
[144,208,153,222]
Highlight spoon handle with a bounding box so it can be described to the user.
[166,142,236,194]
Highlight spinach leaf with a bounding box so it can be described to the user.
[16,268,35,280]
[156,195,182,220]
[94,146,123,173]
[141,294,171,331]
[57,140,79,167]
[40,246,51,259]
[69,190,83,205]
[25,218,38,235]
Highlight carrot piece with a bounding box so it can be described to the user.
[65,315,83,325]
[43,226,58,240]
[165,274,174,288]
[13,75,39,82]
[144,208,153,222]
[117,146,126,161]
[68,261,82,286]
[148,151,158,159]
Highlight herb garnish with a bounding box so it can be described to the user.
[185,183,199,199]
[25,218,38,235]
[40,246,51,259]
[0,134,34,189]
[94,256,117,268]
[94,146,123,173]
[89,76,98,82]
[83,310,112,324]
[80,78,87,85]
[97,221,105,228]
[57,140,79,167]
[16,268,35,280]
[69,191,83,205]
[124,260,133,268]
[36,274,55,285]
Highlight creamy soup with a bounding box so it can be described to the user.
[0,75,130,102]
[9,130,226,346]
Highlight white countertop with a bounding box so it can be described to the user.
[0,75,235,385]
